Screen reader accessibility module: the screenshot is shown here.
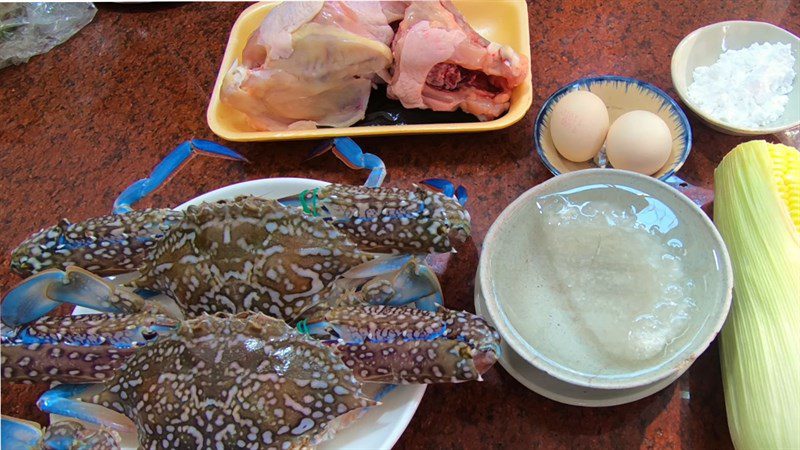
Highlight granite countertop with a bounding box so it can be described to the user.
[1,2,798,448]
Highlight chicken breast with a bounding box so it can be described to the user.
[387,1,529,120]
[221,1,393,131]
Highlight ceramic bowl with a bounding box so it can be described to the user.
[474,272,683,407]
[479,169,732,390]
[534,76,691,181]
[671,20,800,136]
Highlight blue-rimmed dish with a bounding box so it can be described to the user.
[534,76,692,181]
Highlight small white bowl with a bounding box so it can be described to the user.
[671,20,800,136]
[479,169,732,390]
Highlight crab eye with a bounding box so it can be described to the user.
[141,330,159,340]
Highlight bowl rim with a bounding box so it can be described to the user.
[478,168,733,390]
[670,20,800,135]
[533,75,692,181]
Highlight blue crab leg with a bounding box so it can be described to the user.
[2,312,175,384]
[113,139,247,214]
[1,415,122,450]
[339,254,414,279]
[309,137,386,188]
[381,262,442,310]
[413,294,441,312]
[421,178,468,206]
[1,270,69,328]
[1,416,42,449]
[336,256,443,311]
[38,384,136,434]
[2,269,177,383]
[2,267,144,328]
[11,310,177,349]
[363,262,443,311]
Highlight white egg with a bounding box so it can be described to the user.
[606,110,672,176]
[549,90,609,162]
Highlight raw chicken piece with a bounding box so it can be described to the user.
[221,1,394,131]
[381,1,410,23]
[327,1,395,45]
[387,1,529,120]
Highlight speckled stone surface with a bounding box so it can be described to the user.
[1,1,797,448]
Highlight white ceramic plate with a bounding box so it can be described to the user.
[55,177,426,450]
[474,269,680,407]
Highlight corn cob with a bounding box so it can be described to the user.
[714,140,800,450]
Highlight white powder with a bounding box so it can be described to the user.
[687,42,796,128]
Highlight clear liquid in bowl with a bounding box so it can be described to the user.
[491,183,712,379]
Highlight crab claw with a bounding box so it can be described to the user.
[340,256,443,311]
[113,139,247,214]
[421,178,468,206]
[307,304,500,384]
[1,267,177,384]
[1,416,41,449]
[2,270,70,328]
[309,137,386,188]
[1,267,144,328]
[38,384,136,434]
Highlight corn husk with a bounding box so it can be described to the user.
[714,140,800,450]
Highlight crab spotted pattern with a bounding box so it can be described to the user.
[2,187,502,449]
[2,307,176,383]
[42,420,122,450]
[313,305,501,384]
[133,197,370,320]
[11,209,182,278]
[85,312,374,450]
[299,184,471,254]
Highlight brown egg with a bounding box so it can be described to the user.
[549,90,610,162]
[606,110,672,176]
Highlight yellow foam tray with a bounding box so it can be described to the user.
[206,1,532,142]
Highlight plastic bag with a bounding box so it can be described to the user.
[0,3,97,69]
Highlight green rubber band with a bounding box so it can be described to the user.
[299,190,311,215]
[296,319,309,335]
[311,189,318,216]
[298,189,320,216]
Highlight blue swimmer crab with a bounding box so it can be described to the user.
[2,138,497,449]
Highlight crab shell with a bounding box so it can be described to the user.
[87,312,375,450]
[133,197,370,321]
